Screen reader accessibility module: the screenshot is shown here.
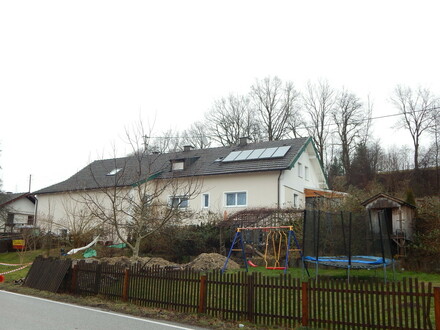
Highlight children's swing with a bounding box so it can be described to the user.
[221,226,303,274]
[264,230,288,270]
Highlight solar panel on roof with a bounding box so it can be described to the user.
[247,148,266,160]
[222,145,292,163]
[234,149,253,161]
[271,146,291,158]
[222,151,242,162]
[259,147,278,159]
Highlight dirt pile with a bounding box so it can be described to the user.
[79,253,241,271]
[185,253,240,271]
[84,256,179,268]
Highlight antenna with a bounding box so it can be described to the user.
[28,174,32,193]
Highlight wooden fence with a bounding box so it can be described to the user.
[70,260,440,329]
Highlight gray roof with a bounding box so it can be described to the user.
[35,137,314,195]
[0,192,35,206]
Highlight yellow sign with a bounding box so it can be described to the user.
[12,240,25,250]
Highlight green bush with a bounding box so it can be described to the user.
[403,197,440,272]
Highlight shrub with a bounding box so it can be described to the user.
[140,222,221,262]
[403,197,440,272]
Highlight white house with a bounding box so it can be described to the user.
[0,192,36,232]
[34,137,329,234]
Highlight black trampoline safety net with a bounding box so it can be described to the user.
[302,210,393,270]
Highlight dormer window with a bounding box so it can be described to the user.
[172,161,184,171]
[107,168,122,176]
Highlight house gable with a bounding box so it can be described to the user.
[287,137,328,188]
[0,193,36,231]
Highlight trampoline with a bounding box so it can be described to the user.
[302,210,395,281]
[304,255,392,269]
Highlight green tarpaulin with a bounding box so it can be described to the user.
[83,248,97,258]
[108,243,127,248]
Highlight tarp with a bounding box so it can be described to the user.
[108,243,126,248]
[67,236,99,255]
[83,248,97,258]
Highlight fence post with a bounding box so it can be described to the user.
[122,268,130,302]
[198,275,208,314]
[247,273,255,323]
[302,281,309,326]
[94,263,102,294]
[70,265,78,294]
[435,287,440,330]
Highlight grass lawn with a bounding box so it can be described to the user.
[224,261,440,286]
[0,249,66,283]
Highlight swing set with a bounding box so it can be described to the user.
[221,226,303,274]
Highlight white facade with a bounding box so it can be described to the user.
[0,194,36,231]
[280,142,327,209]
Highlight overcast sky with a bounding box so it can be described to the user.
[1,1,439,193]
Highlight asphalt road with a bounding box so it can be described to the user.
[0,290,206,330]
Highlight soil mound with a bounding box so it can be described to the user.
[78,253,241,271]
[84,256,179,268]
[185,253,240,271]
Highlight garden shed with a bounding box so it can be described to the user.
[361,193,416,256]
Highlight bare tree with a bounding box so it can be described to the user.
[36,200,57,256]
[332,89,369,178]
[206,94,261,146]
[61,196,104,247]
[428,104,440,192]
[16,228,40,263]
[391,85,437,171]
[303,80,336,166]
[250,76,300,141]
[78,123,202,258]
[378,145,413,172]
[359,96,374,146]
[181,121,212,149]
[148,128,181,153]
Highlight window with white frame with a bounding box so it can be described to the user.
[202,193,209,208]
[225,192,247,207]
[169,196,189,208]
[172,161,184,171]
[298,162,303,177]
[305,166,309,180]
[293,194,299,208]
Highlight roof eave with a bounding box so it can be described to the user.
[287,137,329,188]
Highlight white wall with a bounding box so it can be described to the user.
[193,171,279,214]
[36,171,280,229]
[7,197,35,225]
[280,143,327,208]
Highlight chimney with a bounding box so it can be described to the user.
[239,137,250,146]
[183,145,194,152]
